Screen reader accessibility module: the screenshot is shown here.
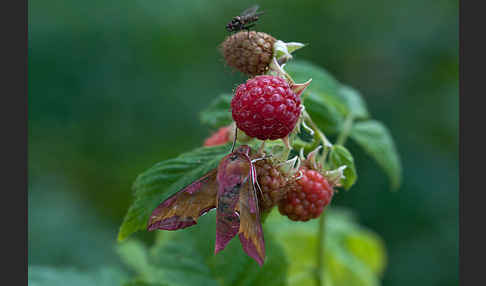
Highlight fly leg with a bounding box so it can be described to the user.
[243,24,256,39]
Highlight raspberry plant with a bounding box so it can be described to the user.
[117,24,401,286]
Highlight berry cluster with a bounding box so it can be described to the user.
[200,28,341,222]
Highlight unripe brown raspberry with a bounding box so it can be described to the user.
[220,31,276,76]
[254,159,289,212]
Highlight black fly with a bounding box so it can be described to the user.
[226,5,264,33]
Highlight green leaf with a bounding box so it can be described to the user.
[338,85,369,119]
[118,144,231,241]
[350,120,402,191]
[345,230,387,276]
[117,240,152,277]
[285,60,341,96]
[28,266,129,286]
[119,212,288,286]
[285,61,343,134]
[265,208,387,286]
[329,145,358,190]
[286,61,369,122]
[304,92,344,134]
[199,93,233,128]
[325,241,380,286]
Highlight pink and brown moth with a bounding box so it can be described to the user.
[147,145,266,266]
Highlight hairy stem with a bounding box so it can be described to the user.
[307,118,332,148]
[320,145,330,169]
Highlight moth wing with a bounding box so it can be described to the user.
[214,181,242,254]
[237,165,265,266]
[214,150,252,254]
[147,170,218,231]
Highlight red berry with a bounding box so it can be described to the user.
[278,167,333,221]
[203,126,230,147]
[231,75,302,140]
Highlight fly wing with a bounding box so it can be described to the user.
[147,170,218,231]
[237,163,265,266]
[240,4,259,17]
[214,148,252,254]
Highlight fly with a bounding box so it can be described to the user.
[226,5,264,33]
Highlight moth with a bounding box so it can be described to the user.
[147,145,266,266]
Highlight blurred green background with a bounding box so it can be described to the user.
[28,0,458,285]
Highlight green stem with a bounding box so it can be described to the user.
[303,110,333,148]
[320,145,331,169]
[315,210,327,286]
[279,145,291,162]
[336,114,354,146]
[300,110,333,169]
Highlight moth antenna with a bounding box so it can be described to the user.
[251,165,264,202]
[255,178,264,198]
[251,182,263,217]
[230,125,238,153]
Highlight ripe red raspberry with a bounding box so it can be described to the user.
[231,75,301,140]
[203,126,230,147]
[278,168,334,221]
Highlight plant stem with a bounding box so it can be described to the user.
[320,145,330,169]
[315,210,327,286]
[336,114,354,146]
[302,110,333,148]
[258,140,266,154]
